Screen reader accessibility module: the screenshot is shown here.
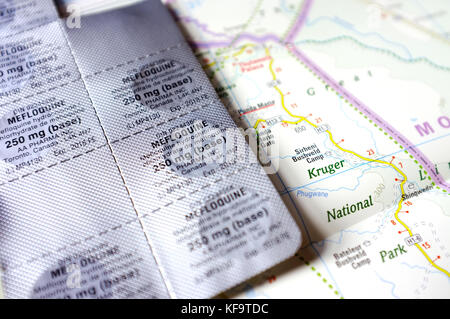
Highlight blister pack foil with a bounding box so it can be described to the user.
[0,0,301,298]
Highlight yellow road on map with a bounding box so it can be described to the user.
[250,46,450,277]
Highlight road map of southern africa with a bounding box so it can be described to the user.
[159,0,450,298]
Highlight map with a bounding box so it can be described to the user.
[161,0,450,298]
[4,0,448,299]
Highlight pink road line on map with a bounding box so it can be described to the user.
[190,33,281,49]
[176,15,233,39]
[185,0,450,192]
[285,0,313,43]
[189,0,313,49]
